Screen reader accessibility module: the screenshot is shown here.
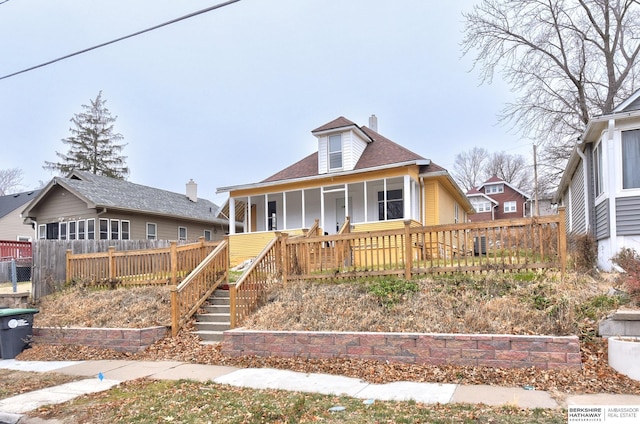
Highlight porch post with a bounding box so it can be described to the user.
[283,191,287,230]
[404,175,411,220]
[404,220,412,280]
[301,189,306,228]
[364,181,368,222]
[247,196,252,233]
[320,188,325,233]
[229,198,236,235]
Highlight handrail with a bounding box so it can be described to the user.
[338,216,351,234]
[170,239,228,336]
[305,219,320,237]
[229,236,280,328]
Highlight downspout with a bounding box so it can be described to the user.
[97,207,107,216]
[576,147,590,232]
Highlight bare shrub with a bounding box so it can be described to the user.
[568,232,597,273]
[612,248,640,304]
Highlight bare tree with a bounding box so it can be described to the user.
[452,147,489,191]
[485,151,530,191]
[0,167,23,195]
[462,0,640,177]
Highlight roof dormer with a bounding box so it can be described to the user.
[312,116,373,174]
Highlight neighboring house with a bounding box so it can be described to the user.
[467,176,532,222]
[217,115,474,265]
[21,171,237,242]
[0,190,41,241]
[555,89,640,271]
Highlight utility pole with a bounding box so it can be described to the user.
[533,144,540,216]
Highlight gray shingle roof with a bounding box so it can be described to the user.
[0,190,40,219]
[58,171,221,223]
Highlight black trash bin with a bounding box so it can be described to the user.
[0,308,39,359]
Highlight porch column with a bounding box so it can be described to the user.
[228,198,236,234]
[320,190,325,233]
[301,189,306,228]
[247,196,252,233]
[345,184,349,225]
[283,191,287,230]
[364,181,368,222]
[404,175,411,220]
[264,194,269,231]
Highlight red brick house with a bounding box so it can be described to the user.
[467,176,532,222]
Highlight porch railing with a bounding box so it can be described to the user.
[229,236,282,328]
[171,239,228,336]
[282,208,566,280]
[66,237,218,287]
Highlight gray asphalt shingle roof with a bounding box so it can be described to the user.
[58,171,221,223]
[0,190,40,219]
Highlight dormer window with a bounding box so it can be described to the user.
[328,134,343,170]
[485,184,504,194]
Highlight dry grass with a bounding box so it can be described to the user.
[243,271,618,336]
[33,285,172,328]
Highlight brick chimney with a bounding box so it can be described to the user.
[369,114,378,132]
[186,179,197,202]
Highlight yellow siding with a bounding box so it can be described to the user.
[438,184,456,225]
[351,220,406,232]
[424,181,438,226]
[229,229,306,266]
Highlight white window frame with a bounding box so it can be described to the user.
[59,222,67,240]
[485,184,504,194]
[38,224,46,240]
[594,141,604,197]
[178,226,187,241]
[504,201,517,213]
[121,220,130,240]
[110,219,120,240]
[78,220,86,240]
[147,222,157,240]
[99,218,109,240]
[68,221,77,240]
[454,203,459,223]
[87,219,95,240]
[328,134,343,170]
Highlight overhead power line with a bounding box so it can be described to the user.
[0,0,241,81]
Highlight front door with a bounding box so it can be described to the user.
[336,197,352,233]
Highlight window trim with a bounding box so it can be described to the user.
[38,224,46,240]
[59,222,67,240]
[485,184,504,194]
[504,201,517,213]
[178,226,187,241]
[87,219,95,240]
[594,141,604,197]
[204,230,212,241]
[147,222,157,240]
[377,189,404,221]
[328,134,343,170]
[121,220,130,240]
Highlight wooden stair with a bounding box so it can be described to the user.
[193,288,230,343]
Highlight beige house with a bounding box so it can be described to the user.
[217,116,473,265]
[0,190,40,241]
[21,171,237,242]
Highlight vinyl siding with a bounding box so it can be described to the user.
[595,199,610,240]
[616,196,640,236]
[438,184,456,225]
[318,136,328,174]
[569,161,586,233]
[0,208,34,240]
[424,181,438,226]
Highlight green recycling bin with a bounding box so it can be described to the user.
[0,308,39,359]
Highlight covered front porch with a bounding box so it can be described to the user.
[227,175,422,236]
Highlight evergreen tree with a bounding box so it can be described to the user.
[44,91,129,179]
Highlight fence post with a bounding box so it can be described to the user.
[170,289,179,337]
[10,259,17,293]
[108,246,116,280]
[229,281,237,329]
[404,220,412,280]
[170,241,178,285]
[66,249,72,283]
[557,206,567,277]
[280,233,289,286]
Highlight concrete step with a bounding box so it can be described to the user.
[194,330,225,343]
[197,312,229,323]
[202,304,230,314]
[195,320,230,332]
[209,296,230,305]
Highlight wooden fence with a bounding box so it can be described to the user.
[66,237,217,287]
[171,239,229,336]
[0,240,32,261]
[281,208,566,281]
[32,239,204,299]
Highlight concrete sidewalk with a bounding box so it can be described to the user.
[2,359,640,423]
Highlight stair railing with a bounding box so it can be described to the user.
[229,236,281,328]
[171,238,228,336]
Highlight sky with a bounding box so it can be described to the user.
[0,0,532,206]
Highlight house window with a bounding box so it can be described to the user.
[59,222,67,240]
[473,200,491,213]
[121,221,130,240]
[147,223,157,240]
[38,224,46,240]
[504,201,517,213]
[485,184,504,194]
[77,220,85,239]
[454,203,459,223]
[69,221,76,240]
[110,219,120,240]
[99,218,109,240]
[594,142,604,196]
[378,189,403,220]
[178,227,187,241]
[622,129,640,189]
[87,219,95,240]
[204,230,212,241]
[328,134,343,170]
[45,223,59,239]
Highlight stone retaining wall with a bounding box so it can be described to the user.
[222,330,582,370]
[33,326,168,353]
[0,292,30,308]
